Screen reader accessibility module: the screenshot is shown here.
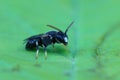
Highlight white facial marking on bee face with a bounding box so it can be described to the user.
[64,37,68,42]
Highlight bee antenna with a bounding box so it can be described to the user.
[65,21,74,34]
[47,25,62,32]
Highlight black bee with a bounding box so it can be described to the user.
[24,21,74,59]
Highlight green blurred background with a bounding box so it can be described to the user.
[0,0,120,80]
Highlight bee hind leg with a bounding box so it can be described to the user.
[43,46,47,60]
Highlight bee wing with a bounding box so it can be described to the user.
[24,34,44,41]
[47,25,63,32]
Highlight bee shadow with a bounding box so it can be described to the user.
[25,45,69,57]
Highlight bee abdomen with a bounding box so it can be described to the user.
[25,40,37,50]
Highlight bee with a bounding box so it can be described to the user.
[24,21,74,59]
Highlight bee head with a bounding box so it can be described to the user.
[56,31,68,45]
[47,21,74,45]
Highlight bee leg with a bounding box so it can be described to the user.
[35,41,39,59]
[43,46,47,60]
[36,48,39,59]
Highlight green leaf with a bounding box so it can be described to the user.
[0,0,120,80]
